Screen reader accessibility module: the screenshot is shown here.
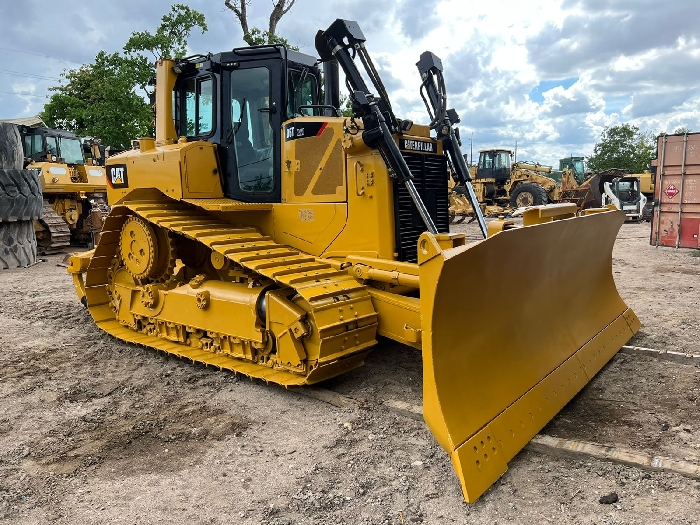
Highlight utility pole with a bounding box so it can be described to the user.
[470,131,474,166]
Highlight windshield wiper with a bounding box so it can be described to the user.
[234,98,247,134]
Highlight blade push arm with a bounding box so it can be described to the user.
[316,19,438,234]
[416,52,487,238]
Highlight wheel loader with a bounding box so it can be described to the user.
[18,125,108,252]
[67,19,640,503]
[465,149,560,209]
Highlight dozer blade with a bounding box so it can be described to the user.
[419,210,640,502]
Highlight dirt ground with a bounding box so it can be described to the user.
[1,221,699,524]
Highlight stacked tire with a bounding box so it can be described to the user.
[0,123,42,269]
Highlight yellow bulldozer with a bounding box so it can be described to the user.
[68,19,639,503]
[18,125,108,252]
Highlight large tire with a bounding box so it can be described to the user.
[641,201,653,222]
[0,220,37,269]
[509,182,548,208]
[0,122,24,170]
[0,169,43,221]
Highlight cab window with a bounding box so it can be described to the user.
[45,137,58,156]
[180,76,215,137]
[288,68,319,117]
[494,151,511,170]
[58,138,84,165]
[23,134,43,157]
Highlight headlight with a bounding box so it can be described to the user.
[51,155,57,162]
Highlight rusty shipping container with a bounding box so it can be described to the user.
[651,132,700,248]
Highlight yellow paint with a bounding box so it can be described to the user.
[106,141,223,204]
[419,210,636,502]
[31,161,107,194]
[282,118,347,203]
[273,203,347,255]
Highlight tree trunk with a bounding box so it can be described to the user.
[268,0,296,39]
[224,0,250,42]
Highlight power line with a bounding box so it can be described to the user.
[0,69,61,81]
[0,46,82,64]
[0,90,48,99]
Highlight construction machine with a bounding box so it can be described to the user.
[67,19,639,503]
[636,169,655,220]
[18,126,108,252]
[560,167,648,221]
[464,149,560,209]
[550,156,586,185]
[601,175,647,221]
[447,177,478,224]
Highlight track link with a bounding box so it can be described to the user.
[36,199,71,253]
[82,199,378,386]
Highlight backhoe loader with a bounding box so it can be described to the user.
[68,19,639,503]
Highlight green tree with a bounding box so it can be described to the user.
[587,124,656,173]
[673,126,692,134]
[224,0,299,50]
[41,52,151,150]
[40,4,207,149]
[244,28,299,50]
[338,93,354,117]
[124,4,208,91]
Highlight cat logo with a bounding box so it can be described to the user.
[108,164,128,189]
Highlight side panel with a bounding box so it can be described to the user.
[322,151,397,260]
[106,141,223,205]
[272,203,347,256]
[183,144,223,196]
[279,118,397,260]
[281,118,346,203]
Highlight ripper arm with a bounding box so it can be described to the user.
[416,51,487,238]
[315,19,438,234]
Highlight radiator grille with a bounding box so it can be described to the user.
[394,152,450,263]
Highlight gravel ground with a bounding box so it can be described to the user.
[0,221,698,524]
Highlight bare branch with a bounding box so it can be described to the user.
[225,0,250,36]
[280,0,296,16]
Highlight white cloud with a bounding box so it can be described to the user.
[0,0,698,165]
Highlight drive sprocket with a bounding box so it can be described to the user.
[119,216,176,283]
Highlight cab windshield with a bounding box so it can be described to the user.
[494,151,511,170]
[481,152,512,170]
[58,138,84,165]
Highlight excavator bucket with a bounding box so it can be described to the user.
[418,209,640,502]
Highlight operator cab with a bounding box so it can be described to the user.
[559,156,586,184]
[612,177,641,205]
[172,48,323,203]
[476,149,511,182]
[19,127,86,166]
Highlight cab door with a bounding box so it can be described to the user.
[220,60,283,203]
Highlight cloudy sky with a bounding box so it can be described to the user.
[1,0,698,165]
